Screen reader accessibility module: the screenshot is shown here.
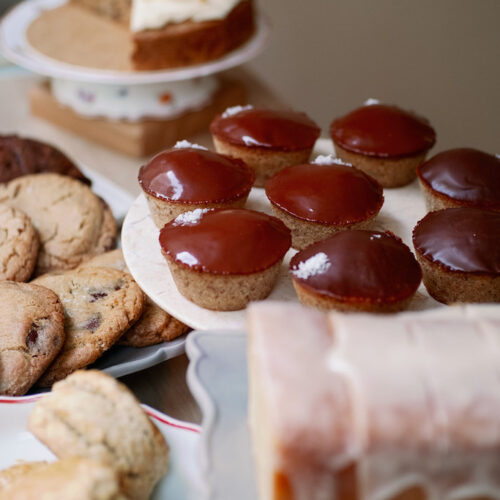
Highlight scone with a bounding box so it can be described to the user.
[0,204,39,282]
[290,230,422,312]
[82,250,190,346]
[159,208,291,310]
[0,458,123,500]
[0,135,90,184]
[417,147,500,211]
[330,100,436,187]
[0,281,65,396]
[210,105,321,186]
[0,173,117,275]
[33,267,145,385]
[138,140,254,228]
[28,370,169,500]
[265,156,384,249]
[412,208,500,303]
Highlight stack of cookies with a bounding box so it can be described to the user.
[0,136,188,396]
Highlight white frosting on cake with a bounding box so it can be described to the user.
[312,154,349,166]
[51,77,219,122]
[131,0,241,32]
[174,140,207,151]
[291,252,331,279]
[173,208,211,226]
[364,98,381,106]
[221,104,254,118]
[248,302,500,500]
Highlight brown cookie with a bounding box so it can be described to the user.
[0,204,39,282]
[28,370,169,500]
[0,135,90,184]
[0,281,65,396]
[33,267,145,386]
[0,458,123,500]
[82,250,189,346]
[0,173,117,275]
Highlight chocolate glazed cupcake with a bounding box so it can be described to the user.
[159,208,291,311]
[417,148,500,212]
[290,230,422,312]
[412,208,500,304]
[330,101,436,188]
[265,156,384,250]
[210,105,320,187]
[139,141,254,228]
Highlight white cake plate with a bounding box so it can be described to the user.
[0,0,271,85]
[121,139,443,332]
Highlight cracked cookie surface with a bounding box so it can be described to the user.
[0,281,65,396]
[33,267,145,386]
[28,370,169,500]
[82,249,189,346]
[0,204,39,281]
[0,173,117,275]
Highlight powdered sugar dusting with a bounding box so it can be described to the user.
[173,208,211,226]
[222,104,253,118]
[174,140,207,150]
[313,154,349,166]
[292,252,331,279]
[364,98,381,106]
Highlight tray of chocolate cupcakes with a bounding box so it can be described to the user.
[121,100,500,331]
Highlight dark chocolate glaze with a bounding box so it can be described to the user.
[159,208,291,274]
[418,148,500,209]
[330,104,436,158]
[265,163,384,225]
[210,108,320,151]
[0,135,90,184]
[412,208,500,274]
[138,147,254,203]
[290,230,422,302]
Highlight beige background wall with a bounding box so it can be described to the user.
[249,0,500,154]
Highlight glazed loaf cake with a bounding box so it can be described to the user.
[247,302,500,500]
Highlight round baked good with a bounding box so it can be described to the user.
[330,101,436,187]
[139,141,254,228]
[265,156,384,249]
[417,148,500,212]
[210,105,321,186]
[0,281,65,396]
[290,230,422,312]
[0,204,39,282]
[28,370,169,500]
[159,208,291,310]
[81,249,190,346]
[33,267,146,386]
[0,135,90,184]
[412,208,500,304]
[0,173,117,275]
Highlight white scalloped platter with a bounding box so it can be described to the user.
[0,395,202,499]
[0,0,270,84]
[122,139,443,331]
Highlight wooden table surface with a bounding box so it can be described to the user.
[0,66,285,424]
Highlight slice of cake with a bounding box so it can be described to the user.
[70,0,255,70]
[247,301,500,500]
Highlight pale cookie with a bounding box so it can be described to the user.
[0,204,39,281]
[0,457,123,500]
[82,250,189,346]
[33,267,145,386]
[0,281,65,396]
[28,370,169,500]
[0,173,117,275]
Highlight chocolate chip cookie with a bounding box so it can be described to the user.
[28,370,169,500]
[0,135,90,184]
[0,173,117,275]
[82,250,189,347]
[0,204,39,282]
[0,458,123,500]
[33,267,145,386]
[0,281,65,396]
